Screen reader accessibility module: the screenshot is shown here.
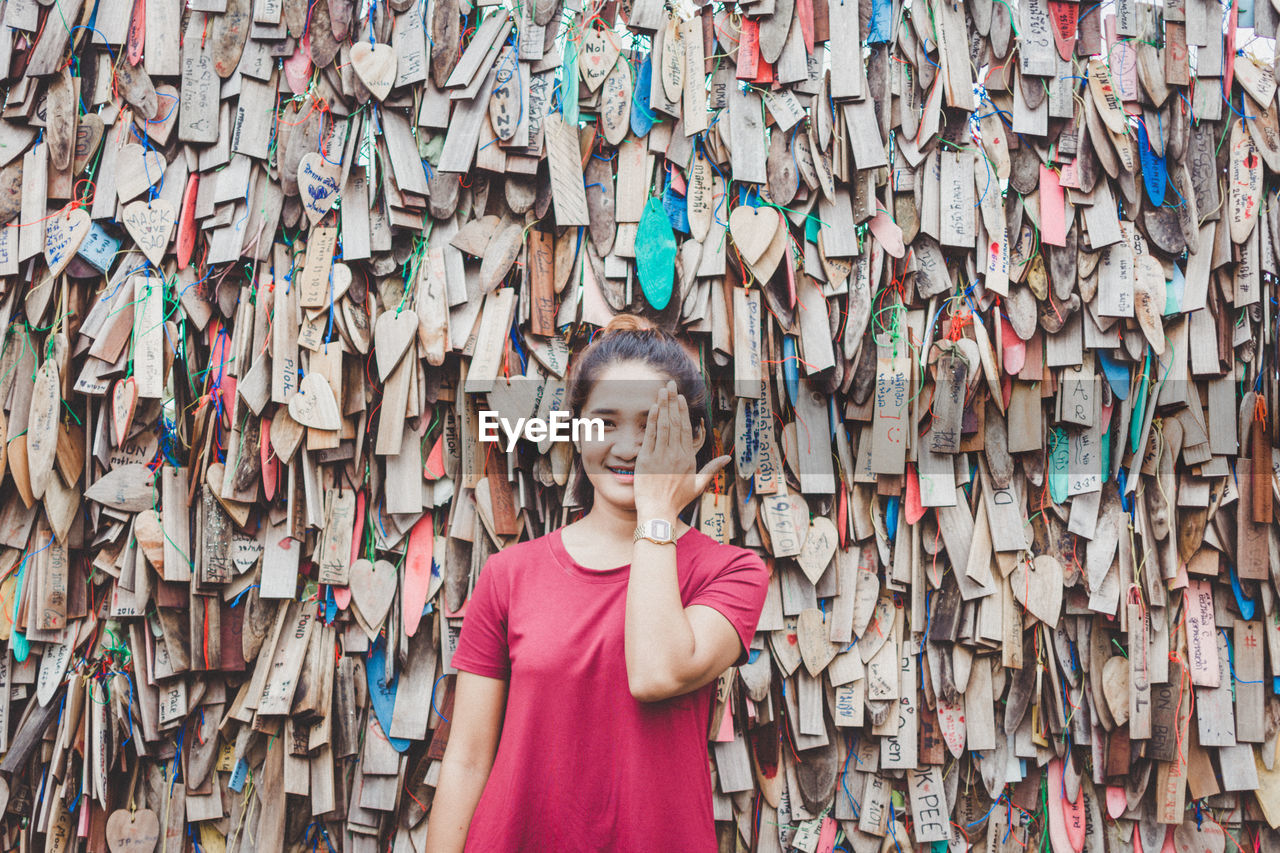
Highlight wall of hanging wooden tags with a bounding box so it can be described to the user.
[3,0,1280,848]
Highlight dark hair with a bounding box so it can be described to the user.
[566,314,714,510]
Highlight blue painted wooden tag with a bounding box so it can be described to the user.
[662,175,690,234]
[560,34,580,127]
[1137,123,1166,206]
[367,638,412,752]
[78,222,121,274]
[868,0,893,43]
[1165,263,1184,315]
[1097,349,1131,401]
[636,197,676,310]
[781,335,800,404]
[631,58,656,138]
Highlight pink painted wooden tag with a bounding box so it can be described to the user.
[713,698,734,741]
[936,692,966,758]
[1001,318,1027,374]
[127,0,146,67]
[1063,776,1086,852]
[796,0,815,53]
[1106,786,1128,818]
[111,377,139,447]
[177,174,199,270]
[424,436,447,480]
[1047,758,1074,853]
[404,511,434,637]
[904,466,926,524]
[1058,158,1081,189]
[1049,0,1078,61]
[1225,1,1237,94]
[285,38,313,94]
[868,211,905,258]
[260,417,277,500]
[1039,166,1067,247]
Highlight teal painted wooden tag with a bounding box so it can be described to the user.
[1048,427,1069,505]
[637,197,676,310]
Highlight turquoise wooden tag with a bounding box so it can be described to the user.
[637,197,676,310]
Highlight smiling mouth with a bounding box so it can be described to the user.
[608,466,635,478]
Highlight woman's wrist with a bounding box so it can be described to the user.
[634,501,680,521]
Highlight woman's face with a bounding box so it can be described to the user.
[576,360,702,515]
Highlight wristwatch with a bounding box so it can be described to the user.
[634,518,676,546]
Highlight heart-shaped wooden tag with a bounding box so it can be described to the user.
[578,28,620,92]
[45,207,90,278]
[231,534,264,573]
[729,206,781,267]
[269,408,305,463]
[111,377,139,447]
[330,262,353,302]
[486,374,545,426]
[115,144,166,203]
[350,558,398,638]
[298,152,342,225]
[85,464,156,511]
[74,113,104,175]
[121,199,177,266]
[288,372,341,430]
[1010,554,1063,627]
[1101,655,1130,725]
[351,42,397,101]
[795,517,837,584]
[284,37,312,94]
[374,309,417,380]
[106,808,160,853]
[796,608,836,676]
[478,221,524,292]
[133,508,165,571]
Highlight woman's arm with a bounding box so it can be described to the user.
[626,540,747,702]
[424,672,508,853]
[627,381,745,702]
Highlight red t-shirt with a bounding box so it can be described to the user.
[449,526,770,852]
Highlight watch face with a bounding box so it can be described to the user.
[651,519,672,539]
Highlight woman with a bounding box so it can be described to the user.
[425,314,771,852]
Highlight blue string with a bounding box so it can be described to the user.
[839,732,863,817]
[430,673,451,722]
[1219,628,1265,684]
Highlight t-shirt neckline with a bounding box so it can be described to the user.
[550,526,698,583]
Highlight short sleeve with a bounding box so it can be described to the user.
[450,557,511,679]
[688,547,770,667]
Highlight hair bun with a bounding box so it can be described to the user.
[602,313,657,335]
